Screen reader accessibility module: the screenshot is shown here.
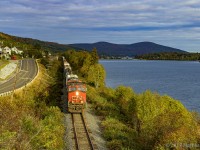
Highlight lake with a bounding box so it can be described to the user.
[100,60,200,112]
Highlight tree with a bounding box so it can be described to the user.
[115,86,135,116]
[91,48,99,64]
[80,54,93,77]
[33,43,41,50]
[87,64,105,88]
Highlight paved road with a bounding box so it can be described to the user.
[0,59,38,94]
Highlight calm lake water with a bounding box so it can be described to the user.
[100,60,200,112]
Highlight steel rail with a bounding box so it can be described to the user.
[81,113,95,150]
[71,113,95,150]
[72,114,80,150]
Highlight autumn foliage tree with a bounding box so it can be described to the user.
[63,49,105,88]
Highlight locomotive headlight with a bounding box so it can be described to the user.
[76,91,79,96]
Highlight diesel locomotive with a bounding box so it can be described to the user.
[63,57,87,113]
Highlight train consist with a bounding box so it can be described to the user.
[63,57,87,113]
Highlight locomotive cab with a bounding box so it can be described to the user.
[67,80,87,113]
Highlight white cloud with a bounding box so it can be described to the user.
[0,0,200,52]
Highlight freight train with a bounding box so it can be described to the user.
[63,57,87,113]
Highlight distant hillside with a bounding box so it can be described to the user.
[70,41,187,56]
[11,37,78,52]
[0,32,78,52]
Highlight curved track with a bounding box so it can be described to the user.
[72,113,96,150]
[0,59,37,94]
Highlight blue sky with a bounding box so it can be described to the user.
[0,0,200,52]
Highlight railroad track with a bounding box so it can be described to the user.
[72,113,96,150]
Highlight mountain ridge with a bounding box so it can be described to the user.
[70,41,187,56]
[1,32,187,56]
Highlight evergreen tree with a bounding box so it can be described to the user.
[91,48,99,64]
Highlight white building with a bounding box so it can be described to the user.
[11,47,18,53]
[11,47,23,54]
[3,46,11,55]
[0,45,23,59]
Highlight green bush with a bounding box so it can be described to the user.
[107,139,122,150]
[33,107,64,150]
[102,118,136,149]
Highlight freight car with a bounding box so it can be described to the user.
[63,59,72,75]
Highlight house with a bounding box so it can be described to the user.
[11,47,23,55]
[0,45,23,60]
[3,46,11,55]
[11,47,18,54]
[18,50,23,55]
[0,46,11,59]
